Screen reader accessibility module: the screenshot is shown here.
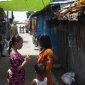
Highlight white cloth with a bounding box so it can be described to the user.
[33,77,47,85]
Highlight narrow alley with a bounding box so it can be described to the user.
[0,32,40,85]
[0,0,85,85]
[0,31,59,85]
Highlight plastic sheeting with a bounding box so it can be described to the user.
[0,0,51,11]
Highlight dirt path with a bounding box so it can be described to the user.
[0,55,38,85]
[0,32,60,85]
[0,32,39,85]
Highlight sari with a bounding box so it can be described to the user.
[37,48,54,85]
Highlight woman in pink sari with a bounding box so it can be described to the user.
[7,35,30,85]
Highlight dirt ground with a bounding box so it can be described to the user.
[0,55,38,85]
[0,32,63,85]
[0,32,39,85]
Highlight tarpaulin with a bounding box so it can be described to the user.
[0,0,51,11]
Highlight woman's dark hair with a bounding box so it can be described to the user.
[39,33,52,49]
[34,63,46,75]
[8,35,23,54]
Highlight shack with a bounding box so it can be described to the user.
[54,2,85,84]
[30,1,85,84]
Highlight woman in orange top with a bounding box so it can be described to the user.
[37,33,54,85]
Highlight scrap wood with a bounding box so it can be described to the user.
[54,1,85,17]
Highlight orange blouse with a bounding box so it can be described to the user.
[37,48,54,85]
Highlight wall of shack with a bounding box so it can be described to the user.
[56,19,85,85]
